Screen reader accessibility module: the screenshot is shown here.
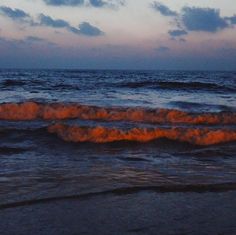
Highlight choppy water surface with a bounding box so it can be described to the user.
[0,70,236,234]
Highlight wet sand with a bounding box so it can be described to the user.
[1,191,236,235]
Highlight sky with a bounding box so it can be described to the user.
[0,0,236,70]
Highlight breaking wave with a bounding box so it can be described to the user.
[0,102,235,145]
[48,124,236,145]
[0,102,236,125]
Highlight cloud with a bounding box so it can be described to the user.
[152,3,236,36]
[151,1,177,16]
[179,38,186,42]
[0,36,56,48]
[25,36,58,46]
[155,46,170,53]
[38,14,72,31]
[77,22,104,36]
[42,0,124,8]
[168,29,188,37]
[39,14,104,36]
[89,0,106,7]
[0,6,38,26]
[43,0,84,6]
[89,0,125,8]
[0,6,29,20]
[181,7,228,32]
[39,14,70,28]
[25,36,45,42]
[225,15,236,25]
[0,5,104,37]
[170,37,187,43]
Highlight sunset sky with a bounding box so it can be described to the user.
[0,0,236,70]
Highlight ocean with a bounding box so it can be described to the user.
[0,69,236,235]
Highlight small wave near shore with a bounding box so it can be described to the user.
[0,102,236,125]
[48,124,236,145]
[0,101,236,145]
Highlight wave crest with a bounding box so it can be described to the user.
[0,102,236,125]
[48,124,236,145]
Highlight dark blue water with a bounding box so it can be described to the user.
[0,70,236,235]
[1,69,236,111]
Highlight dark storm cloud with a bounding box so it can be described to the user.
[43,0,84,6]
[181,7,229,32]
[0,6,29,19]
[168,29,188,37]
[151,1,177,16]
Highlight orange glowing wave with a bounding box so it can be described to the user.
[0,102,236,125]
[48,124,236,145]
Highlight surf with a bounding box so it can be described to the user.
[0,102,236,125]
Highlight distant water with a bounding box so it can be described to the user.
[0,70,236,234]
[0,70,236,111]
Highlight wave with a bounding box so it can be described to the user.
[52,84,80,90]
[1,182,236,210]
[0,102,236,125]
[118,81,236,92]
[168,101,236,112]
[1,79,26,87]
[48,124,236,145]
[0,146,29,155]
